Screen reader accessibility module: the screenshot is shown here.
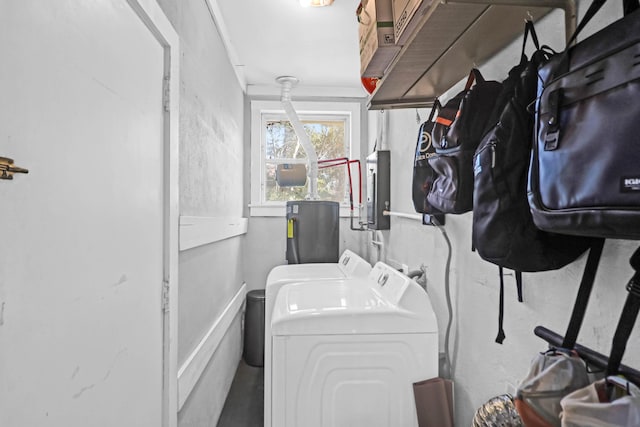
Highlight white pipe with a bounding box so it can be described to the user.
[383,210,422,221]
[371,229,386,263]
[377,110,388,151]
[277,76,319,200]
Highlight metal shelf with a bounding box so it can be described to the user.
[368,0,576,110]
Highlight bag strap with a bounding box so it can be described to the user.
[427,99,441,123]
[495,268,525,344]
[562,238,606,349]
[625,0,640,14]
[550,0,639,80]
[521,20,540,57]
[569,0,639,47]
[464,69,485,91]
[607,246,640,376]
[515,271,523,303]
[496,240,604,346]
[496,266,506,344]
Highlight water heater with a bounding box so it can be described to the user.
[286,200,339,264]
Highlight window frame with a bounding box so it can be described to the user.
[250,100,362,217]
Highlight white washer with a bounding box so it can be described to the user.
[265,250,372,328]
[270,262,439,427]
[264,250,372,427]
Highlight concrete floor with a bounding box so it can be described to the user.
[217,360,264,427]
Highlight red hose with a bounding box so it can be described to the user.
[317,158,362,210]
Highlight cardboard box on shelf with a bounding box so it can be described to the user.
[392,0,433,45]
[358,0,401,78]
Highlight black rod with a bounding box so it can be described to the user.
[534,325,640,387]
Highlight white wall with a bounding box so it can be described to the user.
[369,2,640,425]
[156,0,246,425]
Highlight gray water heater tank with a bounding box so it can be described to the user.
[286,200,339,264]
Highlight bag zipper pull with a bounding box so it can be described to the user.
[490,142,496,168]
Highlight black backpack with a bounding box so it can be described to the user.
[427,69,503,214]
[472,21,595,273]
[412,101,443,215]
[472,22,599,343]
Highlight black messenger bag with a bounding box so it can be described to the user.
[529,0,640,239]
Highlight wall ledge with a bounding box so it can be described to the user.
[177,283,247,411]
[179,216,248,251]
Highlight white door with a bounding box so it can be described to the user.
[0,1,177,426]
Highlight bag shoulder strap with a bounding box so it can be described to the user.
[516,271,523,303]
[494,268,524,344]
[550,0,638,79]
[522,20,540,57]
[427,99,441,123]
[569,0,639,47]
[607,245,640,376]
[625,0,640,14]
[562,239,605,349]
[496,266,507,344]
[464,68,486,91]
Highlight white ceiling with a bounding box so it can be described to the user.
[212,0,366,96]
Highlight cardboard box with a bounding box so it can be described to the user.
[392,0,433,45]
[358,0,400,78]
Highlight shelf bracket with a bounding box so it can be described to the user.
[441,0,576,44]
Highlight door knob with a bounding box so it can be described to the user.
[0,157,29,180]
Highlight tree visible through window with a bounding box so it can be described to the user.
[264,116,349,203]
[251,100,361,216]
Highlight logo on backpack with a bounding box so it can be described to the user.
[622,176,640,192]
[412,106,443,215]
[416,131,434,161]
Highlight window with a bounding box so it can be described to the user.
[250,100,362,216]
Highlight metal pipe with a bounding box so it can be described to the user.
[383,210,422,221]
[407,269,423,279]
[534,326,640,386]
[383,210,445,226]
[560,0,577,45]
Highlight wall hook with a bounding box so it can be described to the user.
[525,10,533,22]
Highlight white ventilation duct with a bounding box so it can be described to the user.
[276,76,319,200]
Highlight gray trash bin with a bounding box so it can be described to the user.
[243,289,265,367]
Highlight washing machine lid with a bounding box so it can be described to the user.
[271,267,438,336]
[266,250,371,287]
[266,264,345,287]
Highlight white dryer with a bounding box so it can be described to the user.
[270,262,439,427]
[265,249,372,328]
[264,250,372,427]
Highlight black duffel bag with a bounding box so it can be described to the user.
[529,0,640,239]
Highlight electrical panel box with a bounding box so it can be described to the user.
[367,150,390,230]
